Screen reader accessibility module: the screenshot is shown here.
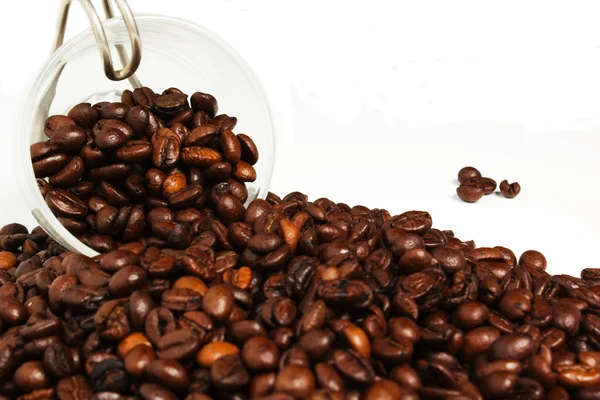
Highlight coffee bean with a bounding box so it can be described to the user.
[57,375,93,400]
[500,180,521,198]
[46,189,88,219]
[232,160,257,182]
[49,156,85,188]
[220,130,242,165]
[43,341,75,378]
[237,134,259,165]
[146,359,190,389]
[458,166,481,184]
[457,181,485,203]
[202,284,235,322]
[33,153,71,178]
[68,103,100,128]
[210,353,249,390]
[196,341,240,367]
[45,115,76,138]
[14,361,50,393]
[467,177,497,195]
[190,92,218,118]
[275,365,315,398]
[95,128,128,150]
[156,329,200,360]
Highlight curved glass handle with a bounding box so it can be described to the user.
[54,0,142,85]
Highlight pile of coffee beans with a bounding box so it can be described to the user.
[456,167,520,203]
[8,86,595,399]
[3,194,600,399]
[32,87,258,253]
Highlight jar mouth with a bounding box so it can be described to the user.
[19,14,277,256]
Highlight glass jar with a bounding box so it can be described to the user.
[18,15,276,256]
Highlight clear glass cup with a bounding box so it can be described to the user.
[18,15,276,256]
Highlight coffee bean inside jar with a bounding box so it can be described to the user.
[31,87,259,254]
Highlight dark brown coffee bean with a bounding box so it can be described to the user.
[232,160,257,182]
[466,177,497,195]
[33,153,70,178]
[458,166,481,184]
[457,181,485,203]
[93,119,135,140]
[520,250,547,271]
[115,140,152,164]
[101,102,130,120]
[95,128,128,150]
[191,92,218,118]
[220,130,242,164]
[87,164,131,184]
[46,189,87,219]
[385,211,432,234]
[44,115,76,138]
[162,288,203,311]
[489,332,536,361]
[48,120,87,150]
[57,375,93,400]
[237,134,259,165]
[43,342,75,378]
[500,180,521,198]
[14,361,50,393]
[274,365,315,398]
[241,336,280,371]
[169,184,203,209]
[202,284,235,322]
[49,156,85,188]
[108,265,147,297]
[68,103,100,128]
[156,329,200,360]
[153,128,180,168]
[331,349,374,384]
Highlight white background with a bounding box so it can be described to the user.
[1,1,600,274]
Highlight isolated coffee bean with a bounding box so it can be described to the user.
[500,180,521,198]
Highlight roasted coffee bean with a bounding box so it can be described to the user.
[457,167,481,184]
[33,153,71,178]
[156,329,200,360]
[45,115,76,138]
[14,361,50,393]
[57,375,94,400]
[210,353,249,390]
[95,128,128,150]
[500,180,521,198]
[457,181,485,203]
[237,134,259,165]
[51,125,88,154]
[467,177,497,195]
[202,284,235,322]
[147,359,190,389]
[191,92,218,118]
[124,344,155,378]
